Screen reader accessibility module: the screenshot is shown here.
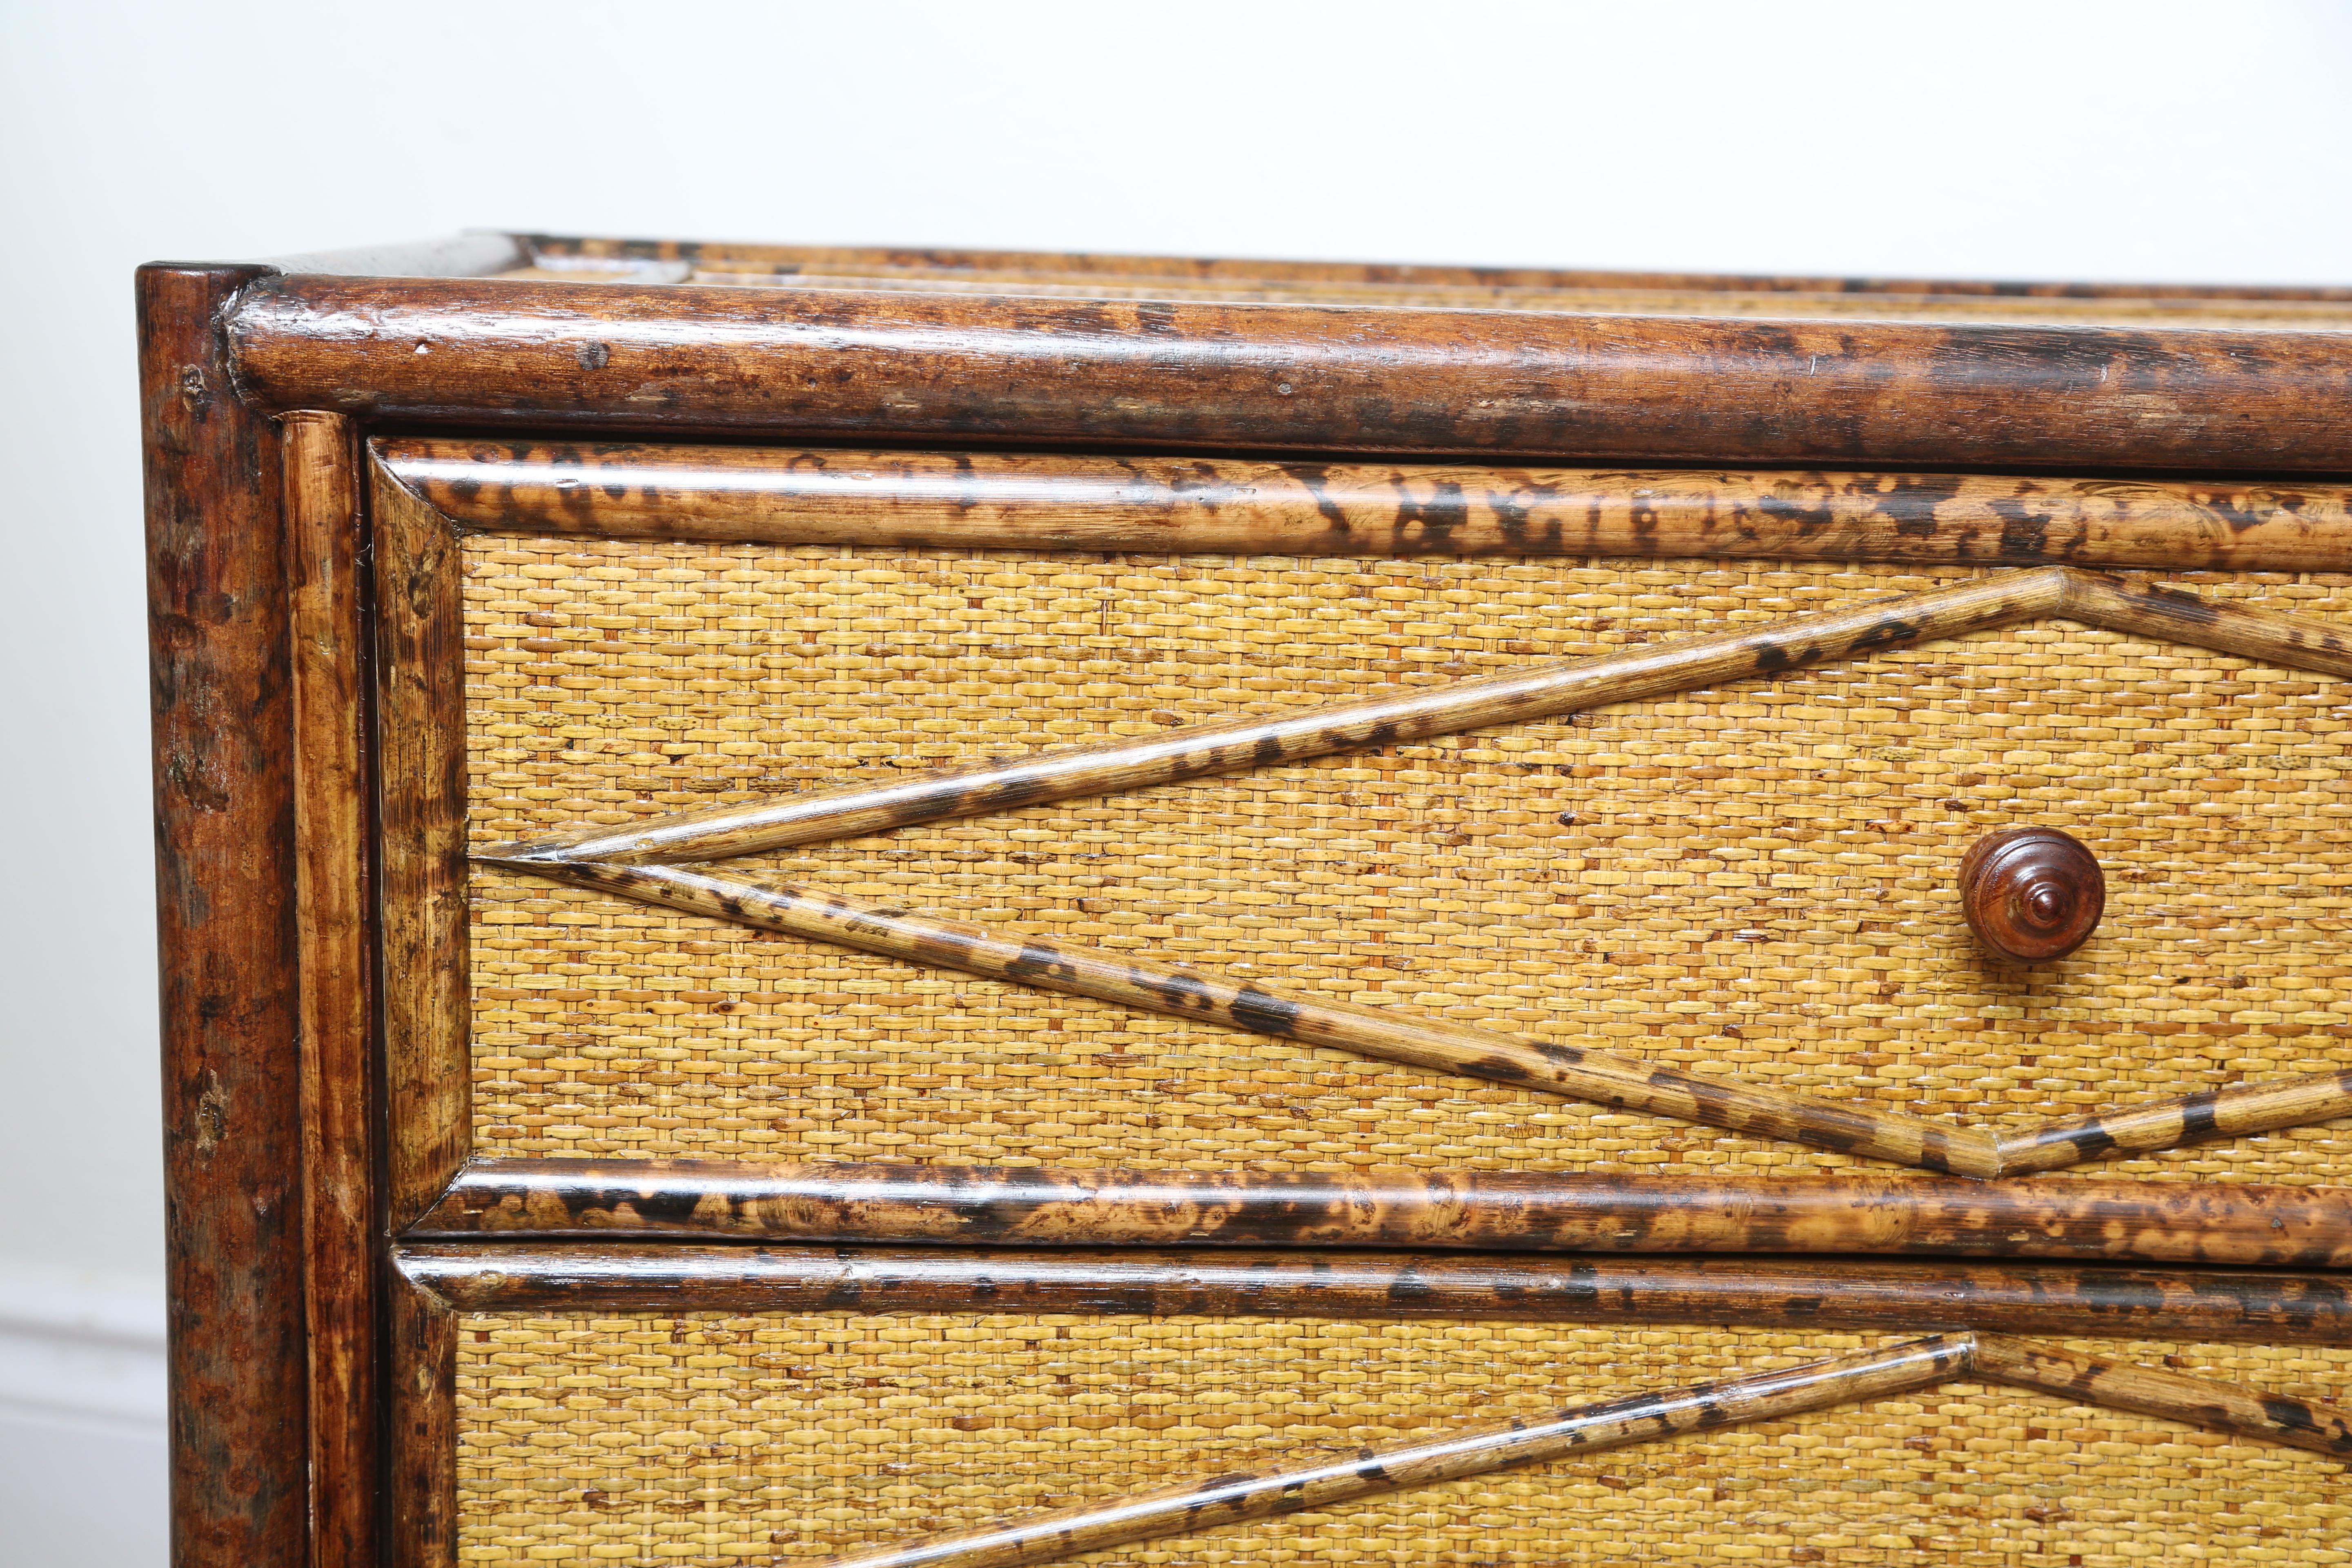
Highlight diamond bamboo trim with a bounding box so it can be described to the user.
[477,567,2352,1179]
[777,1332,2352,1568]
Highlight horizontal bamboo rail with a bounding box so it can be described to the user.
[395,1244,2352,1341]
[482,567,2352,866]
[473,859,2003,1178]
[414,1157,2352,1268]
[382,439,2352,572]
[232,275,2352,471]
[793,1336,1978,1568]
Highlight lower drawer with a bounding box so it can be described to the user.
[437,1303,2351,1567]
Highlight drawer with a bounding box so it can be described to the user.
[375,442,2352,1197]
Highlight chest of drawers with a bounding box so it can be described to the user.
[143,235,2352,1568]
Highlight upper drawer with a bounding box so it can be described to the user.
[369,439,2352,1220]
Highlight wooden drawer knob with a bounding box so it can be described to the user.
[1960,828,2104,962]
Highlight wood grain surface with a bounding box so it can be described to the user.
[788,1336,1977,1568]
[1957,826,2105,963]
[228,276,2352,470]
[394,1243,2352,1341]
[412,1157,2352,1267]
[379,438,2352,572]
[140,261,309,1568]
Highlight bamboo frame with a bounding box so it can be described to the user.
[152,236,2352,1568]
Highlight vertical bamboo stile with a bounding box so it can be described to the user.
[794,1336,1977,1568]
[282,410,376,1568]
[374,463,473,1228]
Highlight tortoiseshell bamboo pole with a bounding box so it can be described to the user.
[2060,568,2352,672]
[482,566,2352,867]
[476,860,2000,1177]
[483,569,2072,866]
[395,1243,2352,1340]
[1996,1071,2352,1175]
[383,438,2352,572]
[793,1336,1977,1568]
[416,1156,2352,1268]
[1973,1335,2352,1459]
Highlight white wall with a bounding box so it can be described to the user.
[2,1,2348,1559]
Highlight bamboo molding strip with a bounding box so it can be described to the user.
[797,1336,1980,1568]
[475,859,2007,1179]
[382,440,2352,572]
[474,859,2352,1180]
[786,1331,2352,1568]
[483,566,2352,867]
[411,1158,2352,1268]
[392,1244,2352,1341]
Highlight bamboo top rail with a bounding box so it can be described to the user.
[229,274,2352,470]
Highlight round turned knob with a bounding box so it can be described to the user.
[1959,827,2104,962]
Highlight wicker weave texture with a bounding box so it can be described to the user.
[464,542,2352,1181]
[454,1311,2352,1567]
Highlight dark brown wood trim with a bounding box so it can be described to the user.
[284,410,378,1568]
[141,261,310,1568]
[392,1244,2352,1342]
[227,276,2352,471]
[412,1157,2352,1268]
[384,1261,456,1568]
[523,234,2352,303]
[370,456,471,1230]
[380,439,2352,571]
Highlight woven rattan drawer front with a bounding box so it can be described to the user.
[457,540,2352,1185]
[451,1310,2351,1568]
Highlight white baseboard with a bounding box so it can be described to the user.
[0,1259,167,1430]
[0,1260,169,1566]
